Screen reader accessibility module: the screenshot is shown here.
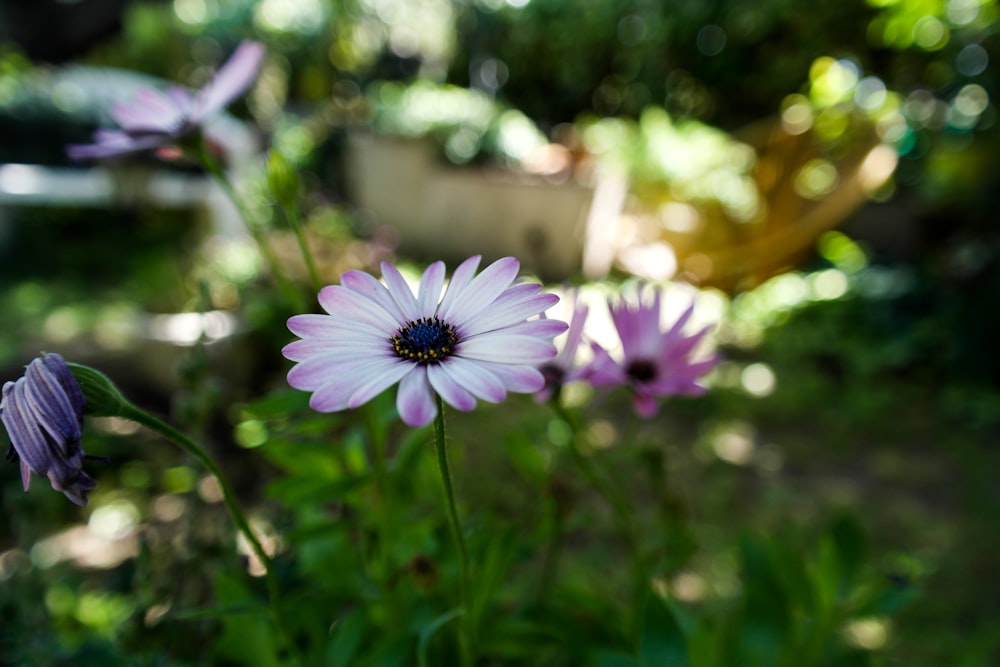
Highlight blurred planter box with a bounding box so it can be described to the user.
[344,132,593,281]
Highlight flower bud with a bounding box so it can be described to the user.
[267,149,300,209]
[66,363,130,418]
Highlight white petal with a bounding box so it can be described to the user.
[460,287,556,335]
[287,313,388,341]
[341,270,407,322]
[495,318,568,339]
[190,41,265,123]
[307,356,405,412]
[380,261,421,321]
[287,352,393,390]
[475,362,546,393]
[347,361,415,409]
[436,255,481,317]
[427,364,477,411]
[417,261,446,315]
[439,257,519,325]
[317,285,400,331]
[438,358,507,403]
[457,334,557,364]
[282,337,388,362]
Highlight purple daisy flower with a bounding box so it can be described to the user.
[67,41,265,160]
[585,285,720,417]
[283,256,568,428]
[1,353,97,506]
[536,290,590,403]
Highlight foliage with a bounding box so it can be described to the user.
[1,1,998,665]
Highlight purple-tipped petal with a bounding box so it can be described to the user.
[663,302,695,339]
[111,88,185,133]
[166,85,196,114]
[480,362,546,393]
[633,391,660,418]
[288,352,393,392]
[498,318,569,339]
[282,338,388,363]
[282,338,368,363]
[396,369,436,427]
[306,356,406,412]
[190,41,265,123]
[553,301,589,371]
[582,343,625,386]
[66,131,169,160]
[658,323,710,366]
[286,313,388,342]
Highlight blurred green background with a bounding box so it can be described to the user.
[0,0,998,665]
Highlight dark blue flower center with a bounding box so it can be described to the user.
[391,317,458,365]
[626,359,658,383]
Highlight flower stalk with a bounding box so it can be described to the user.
[267,149,322,295]
[66,363,296,663]
[433,397,473,666]
[196,141,303,311]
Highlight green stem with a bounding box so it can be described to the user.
[432,397,473,667]
[120,403,297,663]
[280,202,323,296]
[196,142,303,310]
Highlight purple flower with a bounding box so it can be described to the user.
[67,41,265,160]
[283,256,568,427]
[536,290,590,403]
[585,285,720,417]
[1,354,96,505]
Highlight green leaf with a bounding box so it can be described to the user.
[593,650,642,667]
[265,473,370,508]
[503,431,549,483]
[829,513,866,594]
[417,608,464,667]
[856,578,919,617]
[471,527,518,629]
[737,534,790,667]
[638,593,690,667]
[327,608,367,667]
[210,573,279,667]
[363,636,412,667]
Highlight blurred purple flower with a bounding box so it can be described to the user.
[585,285,720,417]
[283,256,568,427]
[1,353,96,506]
[67,41,265,160]
[536,290,590,403]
